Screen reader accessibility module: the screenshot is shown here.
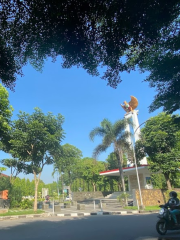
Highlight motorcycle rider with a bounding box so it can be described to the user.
[163,191,180,226]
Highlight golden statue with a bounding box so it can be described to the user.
[121,96,138,113]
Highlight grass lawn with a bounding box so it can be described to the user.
[124,205,159,211]
[0,210,45,216]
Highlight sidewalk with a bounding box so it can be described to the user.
[45,203,159,217]
[0,203,159,221]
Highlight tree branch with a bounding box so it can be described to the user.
[16,0,31,14]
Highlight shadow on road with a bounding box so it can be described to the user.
[0,214,180,240]
[135,238,180,240]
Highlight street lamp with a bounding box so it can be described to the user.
[131,141,144,209]
[132,121,149,209]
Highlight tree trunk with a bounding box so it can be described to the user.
[61,173,63,194]
[118,177,122,191]
[34,183,38,211]
[33,171,41,211]
[117,150,126,192]
[10,166,12,183]
[116,149,128,205]
[68,171,71,194]
[92,183,96,192]
[164,173,172,190]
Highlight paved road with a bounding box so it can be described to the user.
[0,214,180,240]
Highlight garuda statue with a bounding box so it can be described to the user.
[121,96,138,113]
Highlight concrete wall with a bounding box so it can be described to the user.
[133,189,171,206]
[72,191,112,201]
[0,199,10,209]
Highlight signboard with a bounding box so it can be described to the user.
[63,186,70,195]
[0,190,8,199]
[42,188,49,198]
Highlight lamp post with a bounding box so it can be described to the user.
[132,121,149,209]
[131,141,144,209]
[57,171,59,200]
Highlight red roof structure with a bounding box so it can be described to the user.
[0,173,9,178]
[100,164,149,176]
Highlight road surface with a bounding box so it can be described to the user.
[0,213,180,240]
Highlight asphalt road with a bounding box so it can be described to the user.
[0,214,180,240]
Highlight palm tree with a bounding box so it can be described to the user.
[89,118,131,192]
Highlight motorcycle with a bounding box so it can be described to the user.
[156,201,180,235]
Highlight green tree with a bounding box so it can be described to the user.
[90,118,131,192]
[106,152,128,170]
[135,113,180,189]
[1,158,26,183]
[8,108,65,211]
[80,157,105,192]
[0,1,179,90]
[106,153,119,170]
[45,181,59,196]
[105,152,128,191]
[25,179,34,196]
[53,144,82,191]
[0,84,13,149]
[0,167,6,173]
[125,16,180,113]
[0,176,11,191]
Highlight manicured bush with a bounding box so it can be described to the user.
[20,199,33,209]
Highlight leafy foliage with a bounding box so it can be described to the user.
[0,1,179,89]
[106,152,128,169]
[79,157,105,192]
[8,108,65,210]
[117,192,130,207]
[0,176,11,191]
[135,113,180,189]
[0,167,6,173]
[54,144,82,188]
[20,199,34,209]
[1,158,26,183]
[125,16,180,113]
[90,118,131,192]
[0,84,13,150]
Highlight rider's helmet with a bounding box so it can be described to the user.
[169,191,177,198]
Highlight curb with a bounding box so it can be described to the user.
[50,210,158,217]
[0,210,159,221]
[0,213,49,221]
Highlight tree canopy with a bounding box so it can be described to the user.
[1,0,179,99]
[79,157,105,192]
[8,108,65,210]
[53,143,82,188]
[125,15,180,113]
[0,84,13,149]
[0,167,6,173]
[135,113,180,189]
[90,118,131,192]
[0,158,26,183]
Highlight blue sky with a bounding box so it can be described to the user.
[1,57,163,183]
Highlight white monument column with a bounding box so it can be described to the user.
[131,110,141,142]
[124,110,147,165]
[121,96,152,193]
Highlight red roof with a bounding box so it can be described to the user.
[0,173,9,178]
[100,164,148,174]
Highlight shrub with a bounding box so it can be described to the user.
[10,200,21,208]
[9,186,23,208]
[117,192,130,207]
[20,199,33,209]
